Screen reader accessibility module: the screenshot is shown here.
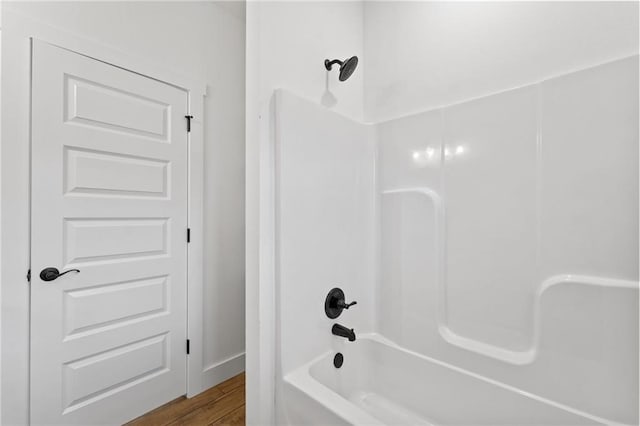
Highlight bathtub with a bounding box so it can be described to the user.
[282,334,606,425]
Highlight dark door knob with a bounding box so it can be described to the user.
[39,267,80,282]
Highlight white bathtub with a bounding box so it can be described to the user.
[283,335,606,426]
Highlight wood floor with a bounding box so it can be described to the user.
[126,373,245,426]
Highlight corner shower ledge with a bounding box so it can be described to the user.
[438,273,638,365]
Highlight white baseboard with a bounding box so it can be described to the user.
[201,352,246,390]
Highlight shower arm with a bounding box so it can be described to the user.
[324,59,343,70]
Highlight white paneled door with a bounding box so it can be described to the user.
[30,41,189,425]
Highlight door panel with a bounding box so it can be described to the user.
[66,75,170,139]
[31,41,188,425]
[64,147,170,198]
[63,218,169,264]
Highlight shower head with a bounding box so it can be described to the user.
[324,56,359,81]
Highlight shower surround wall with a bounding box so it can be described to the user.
[376,56,639,424]
[274,90,376,376]
[273,56,638,424]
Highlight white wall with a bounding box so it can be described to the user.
[245,2,364,423]
[250,1,364,122]
[1,2,245,423]
[199,1,247,385]
[0,13,3,425]
[364,1,639,121]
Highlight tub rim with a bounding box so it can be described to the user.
[284,333,624,426]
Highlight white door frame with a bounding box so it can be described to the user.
[1,9,207,424]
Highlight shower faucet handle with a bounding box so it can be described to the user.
[338,300,357,310]
[324,287,357,319]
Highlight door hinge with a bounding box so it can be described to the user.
[187,228,191,243]
[26,269,31,283]
[186,339,190,355]
[185,115,194,132]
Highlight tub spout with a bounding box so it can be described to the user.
[332,324,356,342]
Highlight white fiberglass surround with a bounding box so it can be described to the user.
[272,53,639,426]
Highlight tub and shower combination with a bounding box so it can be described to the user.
[261,3,639,425]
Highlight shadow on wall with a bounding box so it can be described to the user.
[321,71,337,108]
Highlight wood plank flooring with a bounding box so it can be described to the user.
[126,373,245,426]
